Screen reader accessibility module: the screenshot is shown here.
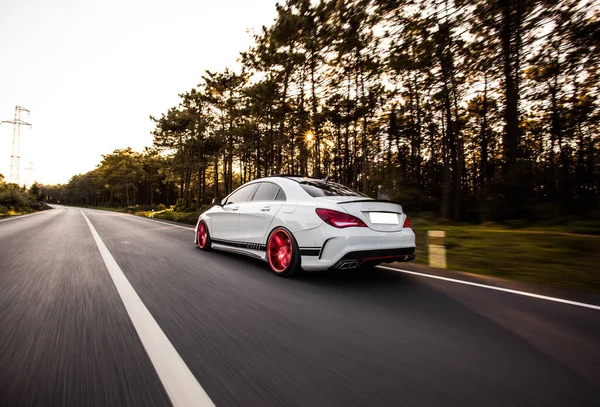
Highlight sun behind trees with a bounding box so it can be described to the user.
[46,0,599,222]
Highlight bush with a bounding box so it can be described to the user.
[150,204,213,225]
[0,182,47,216]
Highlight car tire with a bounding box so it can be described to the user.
[266,227,301,277]
[196,221,212,251]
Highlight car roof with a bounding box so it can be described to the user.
[262,174,316,182]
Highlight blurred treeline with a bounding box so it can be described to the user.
[44,0,599,222]
[41,149,176,209]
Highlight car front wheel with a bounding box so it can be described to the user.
[196,221,212,251]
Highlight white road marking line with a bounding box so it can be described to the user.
[80,211,215,407]
[134,216,195,230]
[0,209,51,223]
[88,209,196,231]
[378,265,600,311]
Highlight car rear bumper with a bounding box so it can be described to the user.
[295,224,416,271]
[331,247,416,269]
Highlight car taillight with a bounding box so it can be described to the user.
[315,208,367,228]
[403,216,411,228]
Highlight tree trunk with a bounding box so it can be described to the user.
[413,75,422,190]
[214,158,219,198]
[481,74,489,194]
[440,109,451,219]
[310,51,321,178]
[501,0,522,209]
[344,76,351,185]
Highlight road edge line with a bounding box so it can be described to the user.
[131,215,195,230]
[0,209,52,223]
[80,210,215,407]
[378,265,600,311]
[90,208,196,231]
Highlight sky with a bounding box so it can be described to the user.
[0,0,278,185]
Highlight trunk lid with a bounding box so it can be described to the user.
[319,197,407,232]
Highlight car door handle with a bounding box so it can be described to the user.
[260,206,271,212]
[231,206,239,211]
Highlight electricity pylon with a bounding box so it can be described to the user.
[1,106,32,185]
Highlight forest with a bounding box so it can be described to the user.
[44,0,600,222]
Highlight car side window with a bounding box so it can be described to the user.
[224,184,257,205]
[252,182,280,201]
[274,188,286,201]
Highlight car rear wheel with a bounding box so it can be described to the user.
[266,227,301,277]
[196,221,212,251]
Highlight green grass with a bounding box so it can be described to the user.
[137,208,202,225]
[0,208,30,218]
[0,204,51,218]
[411,218,600,295]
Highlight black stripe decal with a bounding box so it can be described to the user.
[211,238,266,251]
[300,248,321,256]
[212,239,321,256]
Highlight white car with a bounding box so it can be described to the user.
[194,175,415,277]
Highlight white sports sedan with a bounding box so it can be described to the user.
[194,175,415,277]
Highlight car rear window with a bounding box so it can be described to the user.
[299,180,367,197]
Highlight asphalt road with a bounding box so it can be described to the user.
[1,205,599,407]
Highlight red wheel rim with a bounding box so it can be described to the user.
[267,230,292,273]
[197,222,208,248]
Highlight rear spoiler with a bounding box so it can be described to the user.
[336,199,400,205]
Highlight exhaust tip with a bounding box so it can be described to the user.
[338,260,358,270]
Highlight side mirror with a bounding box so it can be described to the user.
[212,198,222,206]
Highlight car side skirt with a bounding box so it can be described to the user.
[211,238,320,257]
